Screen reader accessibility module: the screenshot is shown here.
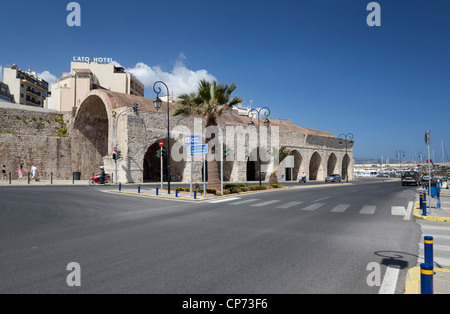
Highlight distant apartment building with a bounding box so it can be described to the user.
[0,82,14,103]
[50,61,145,112]
[2,65,49,108]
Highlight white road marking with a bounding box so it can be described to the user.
[378,264,400,294]
[277,201,303,209]
[313,196,330,203]
[251,200,281,207]
[331,204,351,213]
[301,203,325,211]
[207,197,241,203]
[230,199,260,206]
[359,205,376,215]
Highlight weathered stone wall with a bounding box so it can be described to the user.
[0,105,74,180]
[0,134,72,180]
[0,107,69,138]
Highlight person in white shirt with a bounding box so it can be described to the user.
[30,164,37,181]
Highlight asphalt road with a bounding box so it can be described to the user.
[0,178,421,294]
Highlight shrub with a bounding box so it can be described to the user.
[248,185,267,191]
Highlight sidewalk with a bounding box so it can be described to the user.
[0,179,91,186]
[406,192,450,294]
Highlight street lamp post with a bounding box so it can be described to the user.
[248,107,271,186]
[395,149,406,175]
[339,133,354,183]
[153,81,171,194]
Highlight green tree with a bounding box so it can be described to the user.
[174,80,243,192]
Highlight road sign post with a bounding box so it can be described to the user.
[159,141,164,190]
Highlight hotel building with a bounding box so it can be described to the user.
[50,61,145,112]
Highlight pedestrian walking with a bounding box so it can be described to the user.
[18,165,23,181]
[1,165,7,182]
[30,164,37,182]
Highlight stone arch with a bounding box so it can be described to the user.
[72,93,111,179]
[246,148,270,183]
[327,153,338,175]
[342,154,351,181]
[309,152,322,181]
[286,150,303,181]
[143,138,187,183]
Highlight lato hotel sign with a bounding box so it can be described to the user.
[72,56,114,64]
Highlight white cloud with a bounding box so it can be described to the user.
[125,54,216,96]
[38,71,58,87]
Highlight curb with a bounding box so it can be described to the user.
[111,186,292,202]
[404,266,450,294]
[413,201,450,222]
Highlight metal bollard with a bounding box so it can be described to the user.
[420,193,423,212]
[156,187,159,196]
[422,193,427,216]
[51,172,53,184]
[424,236,434,265]
[119,182,122,191]
[9,172,11,184]
[420,263,433,294]
[194,189,197,200]
[138,185,141,194]
[175,188,178,198]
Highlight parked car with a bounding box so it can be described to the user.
[325,174,342,183]
[401,171,420,186]
[421,173,434,184]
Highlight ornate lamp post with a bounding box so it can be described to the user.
[339,133,354,183]
[153,81,171,194]
[395,149,406,175]
[248,107,271,186]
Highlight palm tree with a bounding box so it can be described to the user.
[174,79,243,193]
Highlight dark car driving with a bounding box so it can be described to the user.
[401,171,420,186]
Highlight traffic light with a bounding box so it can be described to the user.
[156,149,162,158]
[132,102,139,113]
[116,151,122,159]
[223,146,228,159]
[162,147,168,158]
[112,153,117,160]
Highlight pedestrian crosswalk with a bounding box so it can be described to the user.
[418,221,450,268]
[206,197,406,217]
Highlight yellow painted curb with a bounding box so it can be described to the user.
[413,201,450,222]
[404,267,450,294]
[404,267,421,294]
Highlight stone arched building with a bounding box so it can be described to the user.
[71,90,354,184]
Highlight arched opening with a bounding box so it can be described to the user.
[342,154,351,181]
[309,152,322,181]
[246,148,270,183]
[327,153,338,175]
[143,139,186,183]
[72,95,109,179]
[286,150,303,181]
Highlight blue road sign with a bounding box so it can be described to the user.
[190,144,207,154]
[184,135,201,145]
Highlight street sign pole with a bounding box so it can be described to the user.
[190,153,193,197]
[161,149,163,190]
[221,143,224,196]
[159,141,164,191]
[426,131,432,212]
[203,152,206,198]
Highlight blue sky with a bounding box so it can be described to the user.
[1,0,450,161]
